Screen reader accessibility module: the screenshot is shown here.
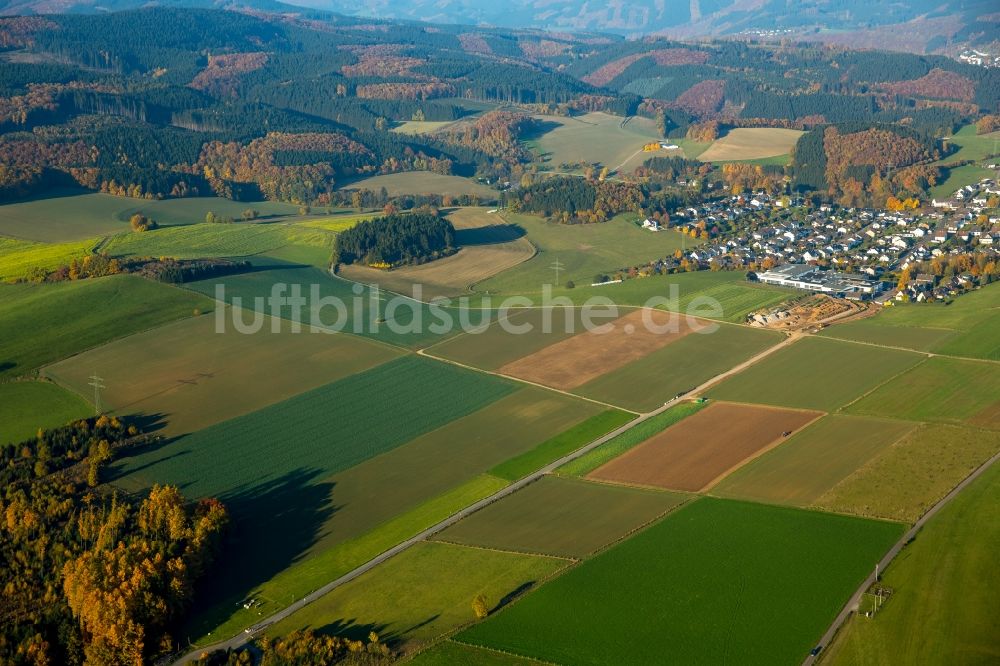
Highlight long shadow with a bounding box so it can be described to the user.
[181,468,337,639]
[314,618,392,644]
[0,361,17,375]
[491,581,538,613]
[520,119,563,141]
[454,224,526,247]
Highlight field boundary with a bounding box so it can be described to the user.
[808,448,1000,665]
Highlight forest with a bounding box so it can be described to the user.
[333,212,456,267]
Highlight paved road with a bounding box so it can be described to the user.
[803,448,1000,665]
[171,331,799,664]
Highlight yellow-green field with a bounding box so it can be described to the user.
[0,236,99,281]
[340,172,496,198]
[697,127,804,162]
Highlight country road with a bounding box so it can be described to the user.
[171,330,800,664]
[804,448,1000,666]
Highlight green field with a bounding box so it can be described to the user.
[575,322,783,412]
[437,475,685,558]
[815,424,1000,522]
[488,410,634,481]
[825,461,1000,665]
[707,337,923,411]
[410,641,537,665]
[0,191,298,242]
[457,497,903,665]
[182,258,455,348]
[102,223,295,259]
[44,309,401,435]
[112,355,515,500]
[929,124,1000,199]
[474,212,690,297]
[188,474,509,644]
[267,541,568,652]
[526,112,661,174]
[0,236,99,281]
[711,415,917,507]
[847,357,1000,428]
[0,276,212,380]
[821,283,1000,360]
[558,401,707,476]
[0,381,92,446]
[340,172,496,198]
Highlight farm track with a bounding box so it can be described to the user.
[808,447,1000,665]
[170,331,800,664]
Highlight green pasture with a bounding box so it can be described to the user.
[0,381,92,446]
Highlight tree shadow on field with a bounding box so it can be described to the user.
[314,618,393,645]
[181,468,337,639]
[454,224,526,247]
[491,581,538,613]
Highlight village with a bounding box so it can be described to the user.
[630,176,1000,304]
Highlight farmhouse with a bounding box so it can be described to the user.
[642,218,661,231]
[756,264,882,299]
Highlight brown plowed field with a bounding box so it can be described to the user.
[497,308,698,390]
[588,402,822,491]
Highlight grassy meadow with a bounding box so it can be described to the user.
[526,112,661,173]
[457,498,903,665]
[825,461,1000,665]
[0,236,100,281]
[0,381,92,446]
[929,124,1000,199]
[0,276,211,380]
[340,172,496,198]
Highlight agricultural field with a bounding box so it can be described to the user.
[391,119,462,135]
[44,309,401,435]
[820,282,1000,360]
[410,641,536,665]
[292,212,373,233]
[525,112,661,174]
[101,223,293,259]
[589,402,821,492]
[696,128,804,163]
[815,424,1000,522]
[706,336,923,411]
[437,475,685,558]
[825,462,1000,666]
[457,497,903,666]
[559,401,707,476]
[847,356,1000,429]
[712,415,917,507]
[497,309,699,391]
[0,276,212,380]
[0,381,92,446]
[111,355,515,500]
[0,235,100,282]
[473,211,690,297]
[182,257,456,348]
[339,172,496,198]
[266,541,568,654]
[929,124,1000,199]
[339,208,535,299]
[0,191,297,242]
[573,322,782,412]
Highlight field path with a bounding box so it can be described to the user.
[169,331,800,664]
[806,448,1000,665]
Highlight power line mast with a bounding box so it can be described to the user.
[88,373,105,416]
[550,258,564,285]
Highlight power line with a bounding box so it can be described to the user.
[88,372,105,416]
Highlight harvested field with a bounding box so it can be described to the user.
[339,172,496,198]
[265,541,568,653]
[44,309,401,435]
[589,402,822,492]
[706,336,922,411]
[525,112,661,173]
[457,497,903,666]
[697,128,804,162]
[339,208,535,298]
[711,415,917,506]
[498,309,700,390]
[437,475,686,558]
